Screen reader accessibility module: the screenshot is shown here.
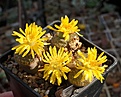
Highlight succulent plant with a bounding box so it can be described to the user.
[12,22,49,74]
[39,46,72,86]
[47,15,81,41]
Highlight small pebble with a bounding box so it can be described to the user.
[17,72,23,79]
[23,78,28,83]
[73,88,82,94]
[12,67,18,74]
[41,89,46,94]
[45,89,50,95]
[55,88,63,97]
[7,64,13,70]
[34,88,39,92]
[28,79,32,83]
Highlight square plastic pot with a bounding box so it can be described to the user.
[0,21,117,97]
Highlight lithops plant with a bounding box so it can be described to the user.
[12,22,49,74]
[68,47,108,87]
[39,46,72,86]
[47,15,81,49]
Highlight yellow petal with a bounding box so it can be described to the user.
[19,28,25,36]
[74,70,83,78]
[22,46,30,57]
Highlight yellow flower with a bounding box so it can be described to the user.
[12,22,49,58]
[40,46,72,86]
[48,15,81,41]
[74,47,108,83]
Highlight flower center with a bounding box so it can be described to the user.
[51,59,62,69]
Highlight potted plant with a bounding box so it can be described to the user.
[0,15,117,97]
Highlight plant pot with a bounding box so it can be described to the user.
[0,21,117,97]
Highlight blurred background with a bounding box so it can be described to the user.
[0,0,121,97]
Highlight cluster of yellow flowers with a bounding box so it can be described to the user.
[12,15,108,86]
